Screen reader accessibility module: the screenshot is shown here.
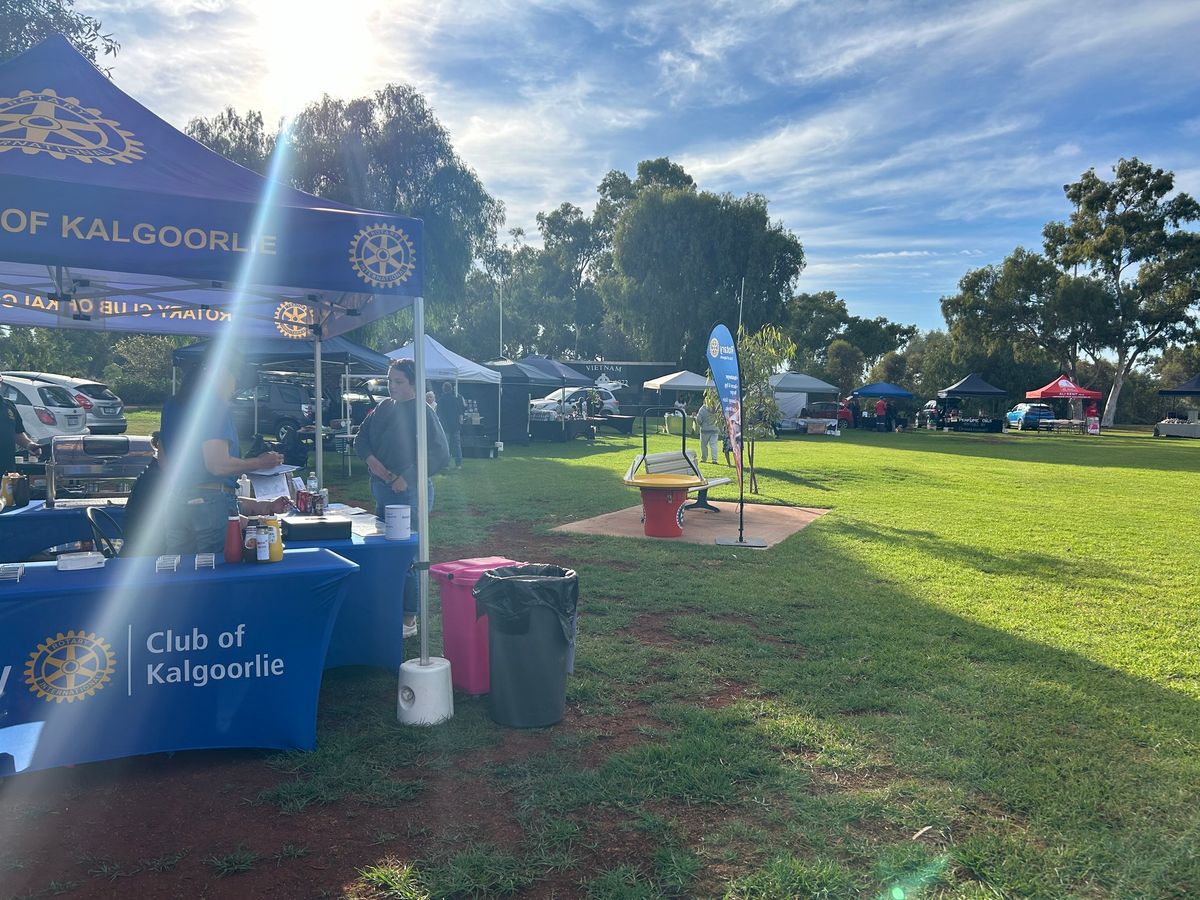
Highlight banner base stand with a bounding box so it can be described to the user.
[715,536,768,549]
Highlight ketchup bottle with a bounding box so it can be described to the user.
[224,515,242,564]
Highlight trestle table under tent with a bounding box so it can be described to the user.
[1155,374,1200,438]
[0,35,451,770]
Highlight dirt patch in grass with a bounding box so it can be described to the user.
[628,611,681,648]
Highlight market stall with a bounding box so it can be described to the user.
[520,355,606,441]
[934,373,1006,432]
[483,358,561,446]
[0,36,446,761]
[769,372,840,433]
[851,382,914,430]
[1155,373,1200,438]
[1025,375,1103,435]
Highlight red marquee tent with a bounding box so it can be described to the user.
[1026,375,1103,400]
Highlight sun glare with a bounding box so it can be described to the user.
[256,0,391,118]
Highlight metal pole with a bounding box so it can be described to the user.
[413,297,431,666]
[497,280,503,442]
[314,331,324,487]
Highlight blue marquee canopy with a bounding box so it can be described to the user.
[0,36,423,341]
[174,335,391,375]
[851,381,915,399]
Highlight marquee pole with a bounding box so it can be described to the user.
[314,329,324,487]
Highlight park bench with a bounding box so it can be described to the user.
[624,449,732,514]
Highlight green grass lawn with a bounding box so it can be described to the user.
[101,419,1200,896]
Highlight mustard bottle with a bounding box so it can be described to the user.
[264,516,284,562]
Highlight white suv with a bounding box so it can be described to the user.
[0,374,88,448]
[3,372,127,434]
[529,387,619,420]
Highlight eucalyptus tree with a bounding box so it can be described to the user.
[1,0,118,67]
[188,85,503,345]
[941,246,1111,384]
[1043,158,1200,425]
[611,184,805,369]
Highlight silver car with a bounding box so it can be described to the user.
[3,372,127,434]
[0,374,88,447]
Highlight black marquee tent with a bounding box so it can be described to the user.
[938,373,1007,397]
[1158,374,1200,395]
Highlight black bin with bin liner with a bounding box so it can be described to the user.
[473,564,578,728]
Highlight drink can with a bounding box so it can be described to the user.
[312,492,324,516]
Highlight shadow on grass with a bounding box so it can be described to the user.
[861,427,1200,473]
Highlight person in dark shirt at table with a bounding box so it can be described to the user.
[0,373,40,477]
[159,358,283,554]
[125,430,289,555]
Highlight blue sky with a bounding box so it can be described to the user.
[89,0,1200,331]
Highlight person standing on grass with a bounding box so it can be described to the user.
[437,381,465,470]
[885,400,896,432]
[695,397,720,463]
[356,358,450,636]
[874,397,886,428]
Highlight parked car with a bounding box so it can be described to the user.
[330,380,387,430]
[916,398,960,428]
[229,377,330,440]
[0,374,88,448]
[529,387,620,421]
[805,400,854,429]
[2,371,126,434]
[1006,402,1055,431]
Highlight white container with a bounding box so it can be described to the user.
[385,504,411,540]
[397,656,454,725]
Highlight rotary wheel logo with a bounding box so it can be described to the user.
[708,337,720,358]
[349,224,416,289]
[25,630,116,703]
[274,300,312,339]
[0,88,144,164]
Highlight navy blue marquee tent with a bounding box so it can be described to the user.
[851,382,915,399]
[0,37,423,340]
[0,38,447,673]
[174,335,391,375]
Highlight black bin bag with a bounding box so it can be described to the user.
[473,565,578,728]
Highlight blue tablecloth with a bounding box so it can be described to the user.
[0,501,128,562]
[289,533,418,669]
[0,548,357,776]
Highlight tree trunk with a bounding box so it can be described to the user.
[1103,369,1125,427]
